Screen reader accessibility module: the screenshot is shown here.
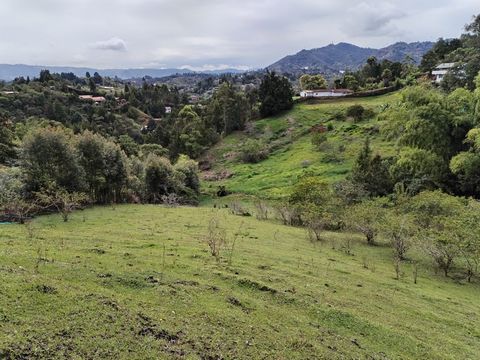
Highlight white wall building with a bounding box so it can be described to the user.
[300,89,353,98]
[432,63,455,83]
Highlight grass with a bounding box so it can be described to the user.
[1,205,479,359]
[202,92,401,198]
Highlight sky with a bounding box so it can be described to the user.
[0,0,477,70]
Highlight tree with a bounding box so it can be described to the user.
[76,131,108,202]
[21,127,85,194]
[39,70,53,83]
[118,135,139,157]
[0,168,38,224]
[259,72,294,117]
[170,105,208,159]
[407,190,478,277]
[36,187,87,222]
[350,139,393,196]
[299,74,328,90]
[144,155,177,203]
[380,211,416,260]
[0,119,16,164]
[345,199,386,245]
[390,147,447,194]
[174,155,200,200]
[206,82,249,136]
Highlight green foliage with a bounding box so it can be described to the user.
[350,139,393,197]
[21,127,85,193]
[139,143,169,159]
[408,190,480,277]
[118,135,139,157]
[390,147,446,194]
[346,104,365,122]
[144,155,177,203]
[206,82,250,135]
[299,74,327,90]
[0,120,16,164]
[174,155,200,197]
[311,131,328,151]
[345,198,386,245]
[259,72,294,117]
[240,139,269,164]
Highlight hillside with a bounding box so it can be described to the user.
[268,42,433,75]
[201,92,400,199]
[1,205,479,359]
[0,64,245,81]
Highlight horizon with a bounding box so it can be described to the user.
[0,0,476,69]
[0,40,434,72]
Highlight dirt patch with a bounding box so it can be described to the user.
[202,170,234,182]
[35,284,57,294]
[227,296,252,313]
[137,313,180,343]
[237,278,277,294]
[89,248,106,255]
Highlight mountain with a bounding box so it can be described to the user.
[0,64,245,81]
[267,41,434,74]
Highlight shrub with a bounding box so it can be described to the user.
[240,139,269,163]
[205,217,227,259]
[311,132,328,151]
[346,104,365,122]
[144,155,177,203]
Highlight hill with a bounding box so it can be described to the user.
[0,64,245,81]
[201,92,400,199]
[1,205,478,359]
[267,41,433,75]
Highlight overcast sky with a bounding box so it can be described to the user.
[0,0,477,70]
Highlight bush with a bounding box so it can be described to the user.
[240,139,269,163]
[144,155,178,203]
[346,105,365,122]
[311,132,328,151]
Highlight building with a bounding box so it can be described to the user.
[79,95,106,104]
[432,63,455,83]
[165,106,172,114]
[300,89,353,98]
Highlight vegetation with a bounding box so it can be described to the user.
[1,205,479,359]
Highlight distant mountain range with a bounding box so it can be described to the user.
[267,41,434,74]
[0,64,245,81]
[0,41,434,81]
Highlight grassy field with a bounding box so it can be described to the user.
[202,93,400,198]
[1,205,479,359]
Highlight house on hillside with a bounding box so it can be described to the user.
[79,95,106,104]
[300,89,353,98]
[165,106,172,114]
[432,63,455,83]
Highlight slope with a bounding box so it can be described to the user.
[0,205,479,359]
[202,92,400,199]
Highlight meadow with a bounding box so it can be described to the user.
[1,205,479,359]
[202,93,400,198]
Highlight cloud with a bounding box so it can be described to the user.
[92,37,128,52]
[342,2,407,37]
[0,0,475,68]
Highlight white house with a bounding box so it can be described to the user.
[300,89,353,98]
[432,63,455,83]
[165,106,172,114]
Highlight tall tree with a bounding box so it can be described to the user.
[258,72,294,117]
